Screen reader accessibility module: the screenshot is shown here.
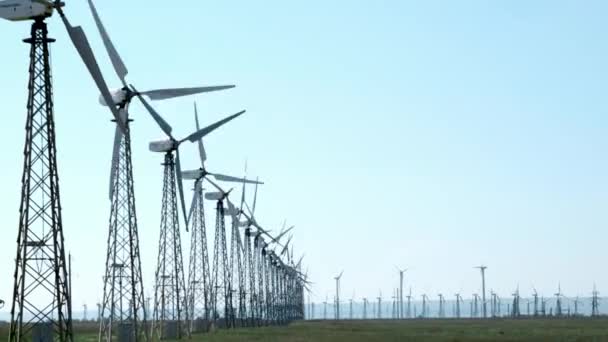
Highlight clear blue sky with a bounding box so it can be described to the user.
[0,0,607,312]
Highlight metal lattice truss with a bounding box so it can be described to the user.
[210,200,231,327]
[99,114,148,342]
[10,18,73,342]
[152,153,188,340]
[186,180,211,332]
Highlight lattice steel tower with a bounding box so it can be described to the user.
[10,18,73,342]
[229,213,246,327]
[99,111,148,342]
[211,198,231,327]
[186,180,211,333]
[244,228,256,326]
[152,153,188,339]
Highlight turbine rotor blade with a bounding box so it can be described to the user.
[132,85,173,138]
[108,118,123,200]
[274,226,294,242]
[205,192,223,201]
[181,110,245,144]
[175,149,188,231]
[211,173,264,184]
[87,0,128,86]
[194,103,207,165]
[187,179,200,226]
[204,176,225,194]
[139,85,235,100]
[252,177,259,215]
[58,13,126,133]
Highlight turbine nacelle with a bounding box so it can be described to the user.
[148,140,176,153]
[181,168,205,180]
[98,88,128,106]
[205,191,224,201]
[224,205,239,217]
[0,0,53,21]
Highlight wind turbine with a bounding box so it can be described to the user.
[406,288,412,318]
[591,284,600,317]
[573,297,581,316]
[421,294,428,318]
[145,103,244,339]
[454,293,463,318]
[472,293,479,318]
[554,283,563,317]
[475,266,487,318]
[511,285,520,317]
[86,0,236,333]
[0,1,132,340]
[349,291,355,320]
[185,144,259,332]
[489,290,496,317]
[395,267,407,319]
[323,295,328,320]
[334,271,344,320]
[377,291,382,319]
[532,287,539,316]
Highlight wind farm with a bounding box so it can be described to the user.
[1,1,608,341]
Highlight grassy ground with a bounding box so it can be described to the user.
[3,318,608,341]
[184,319,608,342]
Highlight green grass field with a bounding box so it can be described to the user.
[4,318,608,341]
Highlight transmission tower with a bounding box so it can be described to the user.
[186,180,211,333]
[99,115,148,342]
[10,18,73,342]
[152,153,188,339]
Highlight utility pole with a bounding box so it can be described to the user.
[475,266,487,318]
[362,298,367,319]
